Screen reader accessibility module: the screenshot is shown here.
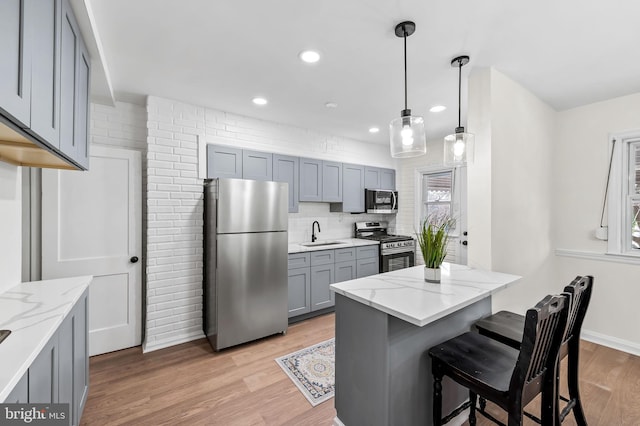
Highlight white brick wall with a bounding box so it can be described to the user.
[143,95,397,352]
[144,97,206,352]
[90,102,147,150]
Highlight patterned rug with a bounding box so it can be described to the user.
[275,338,335,406]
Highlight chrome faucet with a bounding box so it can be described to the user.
[312,221,321,242]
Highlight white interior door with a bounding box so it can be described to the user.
[42,145,142,356]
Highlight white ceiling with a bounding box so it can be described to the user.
[89,0,640,145]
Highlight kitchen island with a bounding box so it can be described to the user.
[330,263,521,426]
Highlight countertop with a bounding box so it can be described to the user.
[288,238,379,254]
[330,263,521,327]
[0,276,92,402]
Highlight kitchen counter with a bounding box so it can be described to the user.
[0,276,92,401]
[330,263,521,326]
[331,264,521,426]
[288,238,378,254]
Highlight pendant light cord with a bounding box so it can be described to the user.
[403,29,408,110]
[457,59,462,128]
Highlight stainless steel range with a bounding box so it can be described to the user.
[354,221,415,273]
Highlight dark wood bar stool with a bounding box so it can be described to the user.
[474,276,593,425]
[428,294,569,426]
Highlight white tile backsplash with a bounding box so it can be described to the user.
[288,203,395,243]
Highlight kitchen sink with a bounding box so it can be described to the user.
[0,330,10,345]
[300,241,345,247]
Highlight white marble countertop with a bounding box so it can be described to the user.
[0,276,92,402]
[288,238,379,254]
[330,263,521,327]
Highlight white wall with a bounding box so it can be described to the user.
[0,162,21,293]
[554,93,640,351]
[144,95,395,351]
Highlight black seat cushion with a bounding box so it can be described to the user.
[474,310,525,349]
[429,331,520,395]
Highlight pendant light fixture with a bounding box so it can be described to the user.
[389,21,426,158]
[444,55,474,164]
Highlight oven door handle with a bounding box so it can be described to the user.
[391,191,397,211]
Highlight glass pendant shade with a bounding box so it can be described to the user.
[390,112,427,158]
[444,129,474,164]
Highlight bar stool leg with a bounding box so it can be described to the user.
[433,364,443,426]
[469,391,477,426]
[568,340,588,426]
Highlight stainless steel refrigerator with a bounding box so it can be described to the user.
[204,178,288,351]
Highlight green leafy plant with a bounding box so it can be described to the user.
[416,213,456,269]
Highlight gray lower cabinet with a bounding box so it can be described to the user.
[9,289,89,424]
[207,144,243,178]
[299,157,322,201]
[335,261,356,284]
[356,257,379,278]
[5,373,27,403]
[322,161,342,202]
[273,154,299,213]
[288,267,311,318]
[242,149,272,181]
[29,333,59,403]
[310,264,334,311]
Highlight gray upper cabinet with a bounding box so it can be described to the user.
[28,0,61,148]
[59,0,79,161]
[243,150,272,181]
[322,161,342,202]
[299,157,323,202]
[273,154,299,213]
[380,168,396,190]
[365,166,396,190]
[341,163,365,213]
[207,144,243,178]
[0,0,32,127]
[73,37,90,169]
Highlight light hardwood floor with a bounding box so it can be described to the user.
[81,313,640,426]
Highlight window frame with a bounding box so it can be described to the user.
[607,131,640,257]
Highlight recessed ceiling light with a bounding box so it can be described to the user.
[430,105,447,113]
[299,50,321,63]
[369,127,380,133]
[325,102,338,109]
[252,97,268,106]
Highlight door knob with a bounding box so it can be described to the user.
[130,256,139,263]
[462,241,468,246]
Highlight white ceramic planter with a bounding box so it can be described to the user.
[424,266,441,283]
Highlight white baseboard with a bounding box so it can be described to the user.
[142,330,205,353]
[581,329,640,356]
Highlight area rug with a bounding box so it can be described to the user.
[275,338,335,406]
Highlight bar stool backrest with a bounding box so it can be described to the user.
[510,294,569,403]
[562,275,594,346]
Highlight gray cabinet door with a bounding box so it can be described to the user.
[243,150,272,181]
[73,37,90,169]
[364,167,380,189]
[288,252,310,269]
[207,144,243,178]
[342,163,365,212]
[380,168,396,190]
[273,154,299,213]
[5,373,28,403]
[59,0,79,160]
[356,245,379,259]
[74,293,89,422]
[28,334,58,403]
[335,260,356,284]
[310,264,335,311]
[299,158,322,201]
[322,161,342,202]
[356,257,379,278]
[288,267,311,318]
[28,0,61,147]
[58,311,74,422]
[0,0,32,127]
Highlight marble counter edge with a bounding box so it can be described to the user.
[0,275,93,402]
[288,238,379,254]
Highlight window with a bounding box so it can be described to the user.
[423,171,453,220]
[608,132,640,255]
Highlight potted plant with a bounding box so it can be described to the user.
[416,213,456,283]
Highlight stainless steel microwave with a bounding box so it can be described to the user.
[365,189,398,214]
